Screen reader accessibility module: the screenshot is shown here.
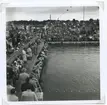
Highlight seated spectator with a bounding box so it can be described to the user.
[21,84,38,101]
[30,70,39,80]
[7,88,18,101]
[29,76,38,90]
[41,51,47,58]
[17,55,23,65]
[7,80,15,95]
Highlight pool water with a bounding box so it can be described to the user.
[41,45,100,100]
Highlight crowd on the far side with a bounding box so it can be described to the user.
[44,19,99,42]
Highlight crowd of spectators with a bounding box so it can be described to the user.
[44,19,99,42]
[6,18,99,101]
[7,19,99,47]
[6,22,42,58]
[7,41,48,101]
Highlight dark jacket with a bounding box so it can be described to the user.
[21,82,35,92]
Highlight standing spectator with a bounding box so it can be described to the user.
[7,65,14,81]
[21,77,35,92]
[31,42,37,55]
[12,62,19,87]
[35,42,38,55]
[9,30,15,48]
[22,48,27,63]
[19,68,29,85]
[6,39,14,55]
[7,88,18,101]
[21,84,38,101]
[31,43,35,55]
[17,32,21,44]
[27,44,32,60]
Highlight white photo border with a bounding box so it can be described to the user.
[0,0,105,104]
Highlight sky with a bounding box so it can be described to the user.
[6,6,99,21]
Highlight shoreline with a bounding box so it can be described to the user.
[48,41,99,46]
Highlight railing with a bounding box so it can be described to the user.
[48,41,99,45]
[29,41,44,101]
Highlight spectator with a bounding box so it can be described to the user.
[19,68,29,84]
[7,80,15,95]
[21,84,38,101]
[32,42,37,55]
[29,75,38,92]
[27,44,32,60]
[7,88,18,101]
[7,65,14,80]
[22,48,27,63]
[21,77,35,92]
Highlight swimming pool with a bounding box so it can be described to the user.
[41,45,100,100]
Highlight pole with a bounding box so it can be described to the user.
[83,6,85,20]
[50,14,51,20]
[83,6,84,20]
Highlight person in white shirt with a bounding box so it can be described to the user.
[27,44,32,60]
[7,81,15,95]
[21,84,38,101]
[22,48,27,63]
[7,88,18,101]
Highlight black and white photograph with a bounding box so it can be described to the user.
[6,6,100,101]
